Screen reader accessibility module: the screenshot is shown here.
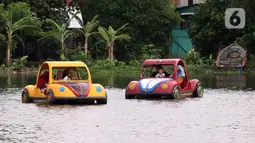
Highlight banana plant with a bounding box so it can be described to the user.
[98,23,131,60]
[0,5,39,65]
[71,13,99,57]
[38,19,76,60]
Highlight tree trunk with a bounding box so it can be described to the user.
[6,39,11,66]
[60,42,65,60]
[84,36,88,57]
[110,40,115,60]
[107,43,111,59]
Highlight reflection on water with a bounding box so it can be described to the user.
[1,73,255,90]
[216,74,246,89]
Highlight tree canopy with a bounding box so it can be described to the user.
[74,0,181,60]
[190,0,255,57]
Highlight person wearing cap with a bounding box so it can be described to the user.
[177,65,185,84]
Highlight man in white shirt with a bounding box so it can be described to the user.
[62,69,72,80]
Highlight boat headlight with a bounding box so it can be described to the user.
[129,83,135,89]
[60,86,65,92]
[161,83,168,89]
[96,86,102,92]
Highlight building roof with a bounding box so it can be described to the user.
[68,7,83,29]
[175,4,199,14]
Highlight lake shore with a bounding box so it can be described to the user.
[0,65,250,76]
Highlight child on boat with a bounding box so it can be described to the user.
[155,67,165,78]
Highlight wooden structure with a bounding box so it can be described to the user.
[216,44,247,68]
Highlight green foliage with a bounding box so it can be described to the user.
[98,23,131,44]
[66,48,87,61]
[38,18,77,60]
[246,54,255,71]
[72,14,99,37]
[7,0,69,24]
[138,44,162,59]
[190,0,255,57]
[88,59,139,74]
[185,49,203,65]
[76,0,181,60]
[0,2,41,65]
[0,64,6,70]
[98,23,131,59]
[72,14,100,57]
[9,55,28,70]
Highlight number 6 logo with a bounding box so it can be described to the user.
[225,8,245,29]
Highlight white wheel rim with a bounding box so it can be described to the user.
[197,85,203,97]
[174,88,180,99]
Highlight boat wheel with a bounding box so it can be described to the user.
[22,90,32,103]
[46,90,56,104]
[172,86,180,99]
[194,83,203,97]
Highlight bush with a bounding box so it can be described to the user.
[66,48,87,61]
[0,64,6,70]
[185,49,203,65]
[246,54,255,71]
[9,55,28,70]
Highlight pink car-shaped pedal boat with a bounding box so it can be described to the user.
[125,58,204,99]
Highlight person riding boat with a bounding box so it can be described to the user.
[177,65,185,84]
[155,67,165,78]
[62,69,73,80]
[151,65,171,77]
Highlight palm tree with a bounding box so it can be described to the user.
[38,19,76,60]
[98,23,131,60]
[0,34,5,44]
[0,8,39,65]
[71,13,99,57]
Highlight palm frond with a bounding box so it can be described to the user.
[115,34,131,40]
[72,28,85,36]
[63,31,76,41]
[108,26,116,37]
[12,34,24,48]
[86,15,99,33]
[98,27,110,42]
[0,34,6,41]
[87,31,99,37]
[37,33,60,45]
[0,12,8,23]
[0,33,6,46]
[116,23,129,33]
[92,39,107,49]
[45,18,61,31]
[13,17,33,29]
[13,24,37,33]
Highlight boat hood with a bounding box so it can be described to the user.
[139,78,173,93]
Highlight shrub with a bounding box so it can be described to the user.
[9,55,28,70]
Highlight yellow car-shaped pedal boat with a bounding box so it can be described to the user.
[22,61,107,104]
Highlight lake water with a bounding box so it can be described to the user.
[0,73,255,143]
